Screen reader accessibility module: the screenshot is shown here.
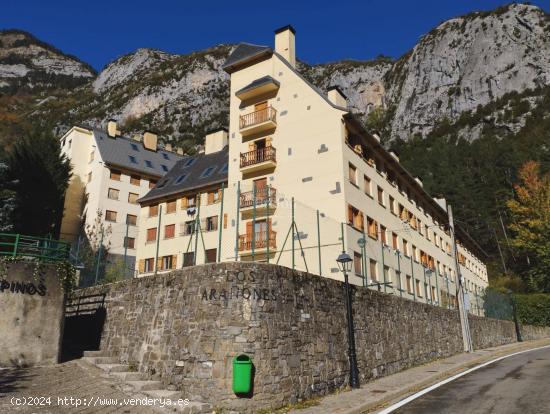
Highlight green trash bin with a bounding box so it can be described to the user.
[232,354,253,394]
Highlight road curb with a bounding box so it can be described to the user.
[340,339,550,414]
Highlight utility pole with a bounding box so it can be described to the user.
[448,205,473,353]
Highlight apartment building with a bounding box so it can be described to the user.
[59,122,183,270]
[135,130,229,273]
[135,26,488,308]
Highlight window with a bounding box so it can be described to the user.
[377,186,384,205]
[129,155,138,164]
[181,195,196,208]
[380,225,387,245]
[347,204,364,231]
[68,139,71,149]
[146,227,157,242]
[145,160,153,168]
[107,188,119,200]
[126,214,137,226]
[162,165,168,172]
[403,239,409,257]
[144,258,155,273]
[406,275,413,294]
[205,248,217,263]
[207,189,221,204]
[105,210,117,222]
[367,217,378,239]
[389,196,396,215]
[184,157,196,167]
[200,166,215,178]
[175,174,187,184]
[149,180,157,189]
[205,216,218,232]
[130,175,141,186]
[412,245,418,262]
[149,204,158,217]
[220,163,228,174]
[183,252,194,267]
[164,224,175,239]
[166,199,177,213]
[348,163,357,186]
[432,286,437,303]
[87,172,92,183]
[128,192,139,204]
[161,255,176,270]
[89,151,95,162]
[392,232,399,250]
[181,221,195,235]
[131,143,139,151]
[369,259,378,282]
[354,252,363,275]
[110,169,121,181]
[162,152,170,160]
[418,219,423,235]
[364,175,372,196]
[384,266,391,284]
[124,237,135,249]
[416,279,422,297]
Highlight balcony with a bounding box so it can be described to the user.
[238,231,277,255]
[240,146,277,173]
[235,76,280,101]
[239,106,277,136]
[240,187,277,217]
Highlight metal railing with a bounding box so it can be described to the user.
[0,233,70,262]
[239,231,277,251]
[239,106,277,129]
[240,146,277,168]
[240,187,277,209]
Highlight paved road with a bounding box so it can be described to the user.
[392,346,550,414]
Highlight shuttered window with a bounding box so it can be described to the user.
[146,227,157,242]
[166,199,177,213]
[149,204,158,217]
[164,224,175,239]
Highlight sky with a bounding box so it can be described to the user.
[2,0,549,71]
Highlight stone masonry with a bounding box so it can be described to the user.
[75,262,550,413]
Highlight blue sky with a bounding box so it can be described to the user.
[2,1,549,71]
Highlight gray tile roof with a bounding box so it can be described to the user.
[222,43,273,73]
[93,130,182,178]
[138,146,229,204]
[236,75,280,96]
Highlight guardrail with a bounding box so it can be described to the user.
[0,233,70,262]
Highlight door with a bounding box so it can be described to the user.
[254,178,267,201]
[254,101,268,123]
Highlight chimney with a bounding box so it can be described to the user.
[275,25,296,68]
[132,134,141,142]
[176,147,184,155]
[165,143,172,152]
[143,131,158,151]
[107,120,119,138]
[327,86,347,108]
[415,177,423,187]
[204,128,229,154]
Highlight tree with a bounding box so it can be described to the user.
[5,129,71,237]
[0,162,17,232]
[506,161,550,292]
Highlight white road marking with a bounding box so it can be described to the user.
[377,344,550,414]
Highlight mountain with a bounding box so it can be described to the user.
[0,29,95,94]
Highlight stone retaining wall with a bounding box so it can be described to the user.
[75,263,550,412]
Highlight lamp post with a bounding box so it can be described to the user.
[336,251,360,389]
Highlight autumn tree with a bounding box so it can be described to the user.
[506,161,550,292]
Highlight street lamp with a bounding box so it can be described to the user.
[336,251,360,389]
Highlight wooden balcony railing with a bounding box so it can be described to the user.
[239,106,277,129]
[240,146,276,168]
[238,231,277,251]
[240,187,277,209]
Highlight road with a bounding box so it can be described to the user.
[391,346,550,414]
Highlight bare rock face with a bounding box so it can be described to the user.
[0,30,96,93]
[384,3,550,139]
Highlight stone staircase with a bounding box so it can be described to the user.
[81,351,213,414]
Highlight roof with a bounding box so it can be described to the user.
[222,43,273,74]
[138,146,229,204]
[236,75,280,97]
[92,129,182,178]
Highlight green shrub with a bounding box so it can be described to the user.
[515,294,550,327]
